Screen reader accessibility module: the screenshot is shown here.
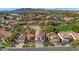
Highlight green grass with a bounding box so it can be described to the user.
[41,22,79,33]
[41,25,54,33]
[71,40,79,48]
[56,24,72,32]
[22,43,35,48]
[55,23,79,32]
[44,42,49,47]
[0,42,13,48]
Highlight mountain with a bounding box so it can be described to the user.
[12,8,47,12]
[0,8,79,12]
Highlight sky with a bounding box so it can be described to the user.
[0,8,17,11]
[0,8,79,11]
[50,8,79,10]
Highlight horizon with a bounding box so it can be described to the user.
[0,8,79,11]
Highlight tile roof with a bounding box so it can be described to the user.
[59,32,79,40]
[0,29,12,37]
[35,30,45,37]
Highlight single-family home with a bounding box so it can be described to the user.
[0,29,13,42]
[35,30,45,47]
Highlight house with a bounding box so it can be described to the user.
[18,34,27,43]
[18,33,35,44]
[0,29,12,42]
[48,32,74,47]
[10,13,19,16]
[48,34,61,46]
[59,32,79,40]
[26,33,35,43]
[69,32,79,40]
[58,32,73,46]
[54,32,79,46]
[64,17,74,22]
[0,29,12,37]
[35,30,45,47]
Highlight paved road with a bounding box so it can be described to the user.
[1,47,79,51]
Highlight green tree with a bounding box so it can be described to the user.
[71,40,79,48]
[9,33,20,43]
[72,24,79,33]
[45,21,53,26]
[42,25,53,33]
[22,43,35,48]
[0,41,13,48]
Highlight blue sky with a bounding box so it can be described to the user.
[49,8,79,10]
[0,8,79,11]
[0,8,17,11]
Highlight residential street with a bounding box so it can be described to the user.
[1,47,79,51]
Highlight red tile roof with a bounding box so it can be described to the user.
[35,30,45,37]
[0,29,12,37]
[59,32,79,40]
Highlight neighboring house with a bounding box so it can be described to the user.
[35,30,45,47]
[58,32,73,46]
[69,32,79,40]
[0,29,12,42]
[18,34,27,43]
[48,32,79,47]
[10,13,19,16]
[64,17,74,22]
[55,32,79,46]
[48,34,61,46]
[26,33,35,43]
[0,29,12,37]
[59,32,79,40]
[18,33,35,44]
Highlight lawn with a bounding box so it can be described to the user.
[55,23,79,32]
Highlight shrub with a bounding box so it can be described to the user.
[44,42,49,47]
[0,42,13,48]
[42,25,53,33]
[22,43,35,48]
[71,24,79,33]
[71,40,79,48]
